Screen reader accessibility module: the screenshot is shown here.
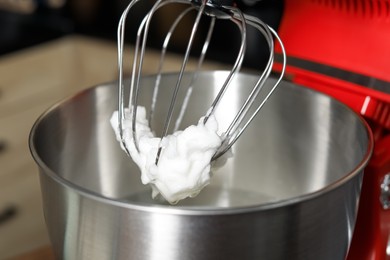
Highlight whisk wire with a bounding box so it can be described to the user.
[173,16,216,131]
[214,18,286,158]
[159,0,207,139]
[117,1,140,156]
[150,6,196,127]
[130,0,171,152]
[221,15,273,139]
[130,0,187,152]
[204,6,247,122]
[155,0,208,164]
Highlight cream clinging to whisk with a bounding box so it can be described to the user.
[111,107,223,204]
[112,0,286,203]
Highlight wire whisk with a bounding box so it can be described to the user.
[117,0,286,164]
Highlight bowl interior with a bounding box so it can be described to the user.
[30,71,372,208]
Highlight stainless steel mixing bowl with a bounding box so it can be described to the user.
[29,71,373,260]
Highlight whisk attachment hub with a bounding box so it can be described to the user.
[191,0,235,18]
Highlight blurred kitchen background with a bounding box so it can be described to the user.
[0,0,283,259]
[0,0,283,67]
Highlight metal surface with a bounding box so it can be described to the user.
[30,71,373,260]
[117,0,286,162]
[381,174,390,210]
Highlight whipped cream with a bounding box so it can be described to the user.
[110,106,223,204]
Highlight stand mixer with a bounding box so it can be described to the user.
[28,0,374,258]
[273,0,390,259]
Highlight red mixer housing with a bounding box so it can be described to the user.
[273,0,390,259]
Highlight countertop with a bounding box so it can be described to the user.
[9,246,54,260]
[0,35,227,259]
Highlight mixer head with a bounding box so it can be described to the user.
[116,0,286,162]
